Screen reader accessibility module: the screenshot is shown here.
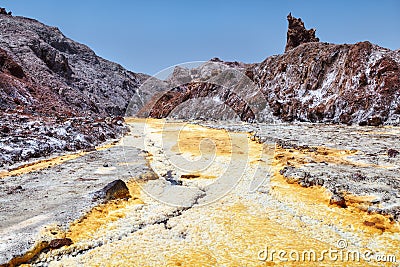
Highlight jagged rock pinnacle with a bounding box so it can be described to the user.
[0,7,12,16]
[285,13,319,52]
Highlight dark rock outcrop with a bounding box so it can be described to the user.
[285,13,319,52]
[134,60,261,121]
[146,82,256,121]
[0,48,24,78]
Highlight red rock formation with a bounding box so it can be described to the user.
[0,14,144,166]
[256,40,400,125]
[285,13,319,52]
[142,16,400,126]
[145,82,256,121]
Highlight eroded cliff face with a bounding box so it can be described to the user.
[142,15,400,126]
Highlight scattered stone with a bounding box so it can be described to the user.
[49,238,73,249]
[329,194,347,208]
[6,185,23,194]
[363,221,375,227]
[166,178,182,186]
[112,116,125,126]
[367,116,383,126]
[387,148,399,158]
[164,170,183,185]
[0,125,10,133]
[138,172,159,181]
[352,172,366,181]
[277,140,298,150]
[93,179,131,202]
[307,147,318,153]
[180,174,201,179]
[165,170,173,179]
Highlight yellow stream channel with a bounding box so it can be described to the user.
[7,118,400,266]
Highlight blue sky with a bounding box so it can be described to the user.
[4,0,400,75]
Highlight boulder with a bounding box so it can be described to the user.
[93,179,131,202]
[329,194,347,208]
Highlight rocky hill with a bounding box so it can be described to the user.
[141,14,400,126]
[0,11,150,116]
[0,9,153,166]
